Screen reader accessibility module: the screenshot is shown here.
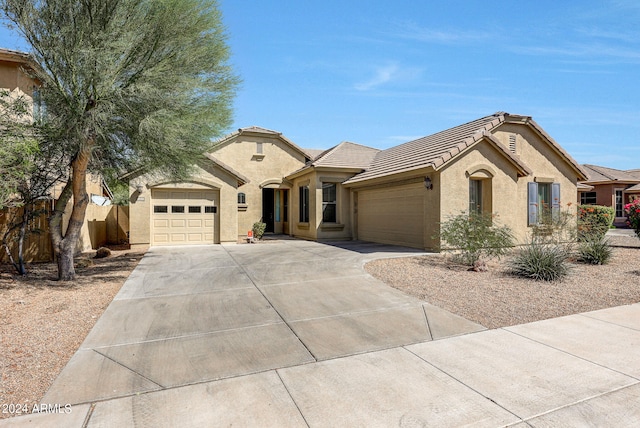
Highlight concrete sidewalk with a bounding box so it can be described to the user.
[3,240,640,426]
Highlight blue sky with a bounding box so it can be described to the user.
[2,1,639,169]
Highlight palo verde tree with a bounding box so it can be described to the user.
[1,0,239,280]
[0,89,38,210]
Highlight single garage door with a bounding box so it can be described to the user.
[151,189,217,245]
[357,183,424,248]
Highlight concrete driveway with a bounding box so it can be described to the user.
[38,240,482,405]
[5,239,640,426]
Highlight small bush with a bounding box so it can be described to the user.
[508,243,571,281]
[252,221,266,240]
[439,211,515,269]
[577,205,614,240]
[94,247,111,259]
[577,236,612,265]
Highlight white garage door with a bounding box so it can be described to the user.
[357,183,424,248]
[151,189,217,245]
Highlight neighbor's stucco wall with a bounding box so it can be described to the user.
[212,133,307,237]
[0,59,35,95]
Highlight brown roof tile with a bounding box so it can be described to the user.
[311,141,380,169]
[344,113,532,184]
[581,164,640,183]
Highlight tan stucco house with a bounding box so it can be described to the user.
[128,112,588,250]
[578,164,640,225]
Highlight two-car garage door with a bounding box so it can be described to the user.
[357,183,425,248]
[151,189,218,245]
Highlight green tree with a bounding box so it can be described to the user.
[1,0,239,280]
[0,89,38,209]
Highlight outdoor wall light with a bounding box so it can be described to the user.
[136,184,145,194]
[424,176,433,190]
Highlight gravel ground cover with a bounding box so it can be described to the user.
[366,237,640,329]
[0,249,144,419]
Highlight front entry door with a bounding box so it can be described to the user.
[262,188,275,233]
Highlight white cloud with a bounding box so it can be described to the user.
[354,63,400,91]
[391,21,493,44]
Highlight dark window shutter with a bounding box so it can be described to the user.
[528,182,538,226]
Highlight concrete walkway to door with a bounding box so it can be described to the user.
[4,239,640,426]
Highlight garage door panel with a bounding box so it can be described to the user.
[358,184,424,248]
[171,219,186,227]
[154,219,169,228]
[151,188,217,246]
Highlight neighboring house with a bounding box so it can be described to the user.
[578,164,640,225]
[0,47,116,262]
[128,112,588,250]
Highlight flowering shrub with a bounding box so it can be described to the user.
[577,205,614,240]
[625,199,640,238]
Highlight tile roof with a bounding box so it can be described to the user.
[581,164,640,183]
[344,113,532,184]
[626,169,640,179]
[627,183,640,192]
[304,148,326,160]
[577,182,594,191]
[311,141,380,169]
[286,141,380,178]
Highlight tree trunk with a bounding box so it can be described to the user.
[16,203,29,275]
[49,147,91,281]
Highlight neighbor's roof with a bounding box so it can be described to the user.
[214,126,313,159]
[581,164,640,184]
[344,112,588,185]
[577,182,594,191]
[0,48,31,64]
[626,183,640,192]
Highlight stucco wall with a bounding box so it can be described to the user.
[0,61,35,95]
[495,124,578,243]
[212,133,307,237]
[128,164,238,246]
[439,140,521,240]
[288,169,356,241]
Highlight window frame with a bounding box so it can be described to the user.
[299,185,309,223]
[528,181,560,226]
[469,179,483,215]
[321,182,337,223]
[237,192,246,205]
[580,192,597,205]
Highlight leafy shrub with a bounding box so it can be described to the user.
[531,204,577,245]
[439,211,514,270]
[577,205,614,240]
[252,221,266,240]
[577,236,612,265]
[508,243,571,281]
[625,199,640,239]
